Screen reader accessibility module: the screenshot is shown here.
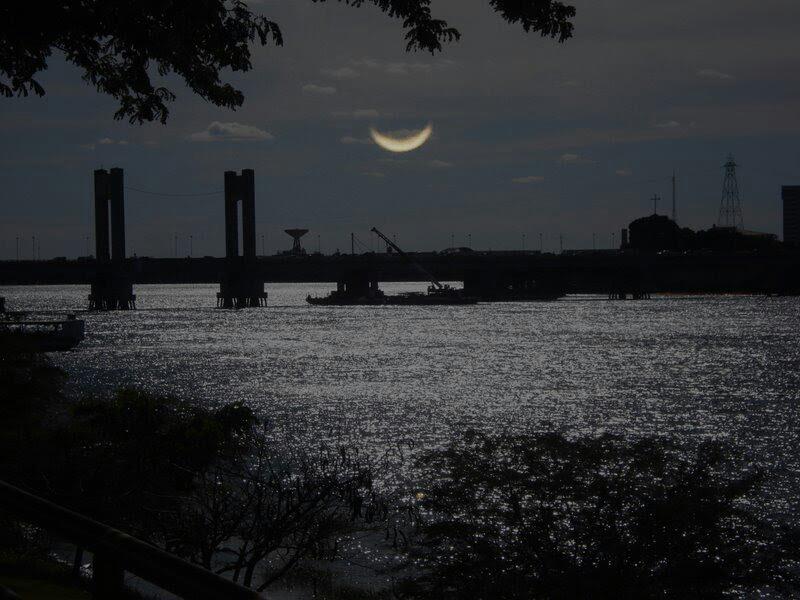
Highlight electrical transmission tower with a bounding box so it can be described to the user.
[718,154,743,229]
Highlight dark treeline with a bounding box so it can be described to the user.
[1,352,799,598]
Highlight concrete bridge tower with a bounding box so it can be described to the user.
[217,169,268,308]
[88,168,136,310]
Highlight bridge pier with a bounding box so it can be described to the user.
[88,168,135,310]
[217,266,268,308]
[607,267,651,300]
[217,169,267,308]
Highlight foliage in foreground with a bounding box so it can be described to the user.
[398,431,800,599]
[0,355,386,593]
[44,389,256,531]
[0,351,65,430]
[164,439,386,591]
[1,1,575,123]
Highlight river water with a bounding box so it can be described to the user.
[3,283,800,514]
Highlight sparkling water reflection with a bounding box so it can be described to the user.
[3,283,799,513]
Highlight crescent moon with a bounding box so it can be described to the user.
[369,123,433,153]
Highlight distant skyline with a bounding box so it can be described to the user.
[2,0,800,259]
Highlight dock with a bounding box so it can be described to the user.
[0,314,85,352]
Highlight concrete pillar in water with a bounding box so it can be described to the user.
[109,168,126,262]
[94,170,110,262]
[241,169,256,260]
[218,169,267,308]
[224,171,239,259]
[89,168,135,310]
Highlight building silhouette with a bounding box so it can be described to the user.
[626,214,681,251]
[783,186,800,244]
[624,213,777,253]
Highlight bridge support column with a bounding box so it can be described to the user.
[89,168,135,310]
[217,169,267,308]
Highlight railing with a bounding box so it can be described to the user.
[0,479,261,600]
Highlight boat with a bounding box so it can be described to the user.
[389,286,477,305]
[307,227,478,306]
[0,314,85,352]
[307,284,477,306]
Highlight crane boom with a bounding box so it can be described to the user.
[370,227,444,290]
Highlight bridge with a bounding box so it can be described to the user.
[2,250,799,297]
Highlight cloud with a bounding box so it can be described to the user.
[302,83,337,95]
[80,137,130,150]
[363,171,385,178]
[653,120,681,129]
[559,153,593,164]
[321,66,359,80]
[332,109,380,119]
[340,135,373,145]
[353,58,454,76]
[697,69,734,81]
[615,168,633,177]
[429,160,453,168]
[512,175,545,184]
[188,121,274,142]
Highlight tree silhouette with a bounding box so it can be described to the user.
[398,431,800,599]
[0,1,575,124]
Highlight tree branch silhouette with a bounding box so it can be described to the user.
[0,1,575,124]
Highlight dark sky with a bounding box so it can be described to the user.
[2,0,799,259]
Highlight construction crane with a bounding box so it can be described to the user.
[370,227,445,290]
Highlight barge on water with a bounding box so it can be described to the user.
[307,284,477,306]
[0,314,85,352]
[307,227,477,306]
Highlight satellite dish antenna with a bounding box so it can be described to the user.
[284,229,309,255]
